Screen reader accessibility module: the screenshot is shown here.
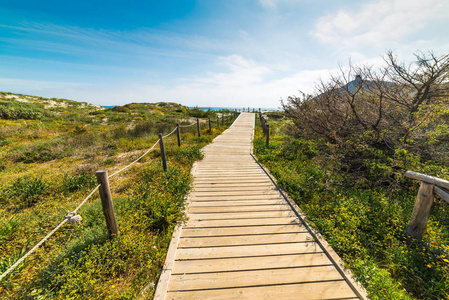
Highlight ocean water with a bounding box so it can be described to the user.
[190,107,280,112]
[102,105,280,111]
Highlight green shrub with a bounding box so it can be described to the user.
[0,101,56,120]
[61,173,97,194]
[8,175,50,207]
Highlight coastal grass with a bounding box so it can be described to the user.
[0,93,234,298]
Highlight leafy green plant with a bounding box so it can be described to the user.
[61,173,97,194]
[11,175,50,207]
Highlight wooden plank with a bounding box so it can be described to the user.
[178,232,314,248]
[191,191,280,198]
[189,195,284,201]
[188,199,286,207]
[187,204,290,213]
[193,175,270,180]
[194,182,272,187]
[166,280,357,300]
[181,224,306,237]
[168,265,345,291]
[193,179,272,184]
[193,186,277,192]
[184,217,301,228]
[172,252,331,274]
[188,210,296,220]
[176,242,322,260]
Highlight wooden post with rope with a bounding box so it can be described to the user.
[176,123,181,147]
[266,124,270,146]
[197,118,201,137]
[96,170,118,238]
[158,133,167,171]
[208,118,211,133]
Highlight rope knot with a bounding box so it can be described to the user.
[64,211,82,225]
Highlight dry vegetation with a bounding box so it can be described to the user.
[256,51,449,299]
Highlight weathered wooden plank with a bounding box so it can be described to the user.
[189,195,284,201]
[176,242,322,260]
[180,224,306,237]
[166,280,357,300]
[194,182,272,187]
[188,210,296,220]
[184,217,301,228]
[194,186,277,192]
[193,180,272,185]
[178,232,314,248]
[187,204,290,213]
[172,252,331,274]
[191,191,280,198]
[169,265,345,291]
[188,199,286,207]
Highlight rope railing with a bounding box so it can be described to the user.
[0,113,240,282]
[108,140,160,179]
[179,123,196,128]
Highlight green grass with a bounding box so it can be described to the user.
[0,92,237,298]
[253,117,449,300]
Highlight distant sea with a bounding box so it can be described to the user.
[102,105,280,111]
[190,107,281,111]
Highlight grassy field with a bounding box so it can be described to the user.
[254,115,449,300]
[0,92,236,299]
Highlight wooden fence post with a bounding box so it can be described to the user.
[96,170,118,238]
[221,115,224,126]
[196,118,201,137]
[266,124,270,146]
[208,118,211,133]
[176,123,181,147]
[158,133,167,171]
[406,182,434,240]
[217,115,219,127]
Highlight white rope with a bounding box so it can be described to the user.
[0,218,68,281]
[0,183,101,281]
[108,139,160,179]
[163,127,177,139]
[73,185,101,214]
[0,128,172,281]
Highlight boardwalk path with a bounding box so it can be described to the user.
[155,112,367,299]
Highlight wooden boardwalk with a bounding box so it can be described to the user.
[155,113,367,300]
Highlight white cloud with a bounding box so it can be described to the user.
[0,56,331,109]
[312,0,449,50]
[259,0,277,9]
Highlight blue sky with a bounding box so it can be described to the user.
[0,0,448,107]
